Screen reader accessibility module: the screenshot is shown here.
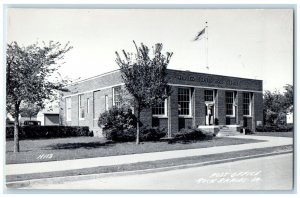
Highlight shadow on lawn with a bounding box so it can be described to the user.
[47,141,115,150]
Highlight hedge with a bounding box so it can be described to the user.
[103,126,166,142]
[172,127,213,142]
[6,126,92,139]
[256,125,293,132]
[239,128,253,134]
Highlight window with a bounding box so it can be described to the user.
[105,95,109,111]
[79,94,85,119]
[204,90,214,101]
[152,99,167,116]
[243,93,251,116]
[113,86,121,108]
[86,98,90,114]
[178,88,191,116]
[226,92,234,116]
[65,97,71,121]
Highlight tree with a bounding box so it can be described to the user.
[6,41,72,152]
[19,102,41,120]
[115,41,173,144]
[263,90,285,126]
[263,84,294,126]
[283,84,293,112]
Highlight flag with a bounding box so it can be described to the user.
[194,28,206,41]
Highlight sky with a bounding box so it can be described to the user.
[6,8,293,91]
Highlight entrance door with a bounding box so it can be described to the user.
[205,103,214,125]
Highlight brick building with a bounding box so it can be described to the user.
[60,69,263,137]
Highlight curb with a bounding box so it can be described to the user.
[6,150,293,189]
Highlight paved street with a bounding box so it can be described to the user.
[26,153,293,190]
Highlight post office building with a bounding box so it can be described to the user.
[60,69,263,137]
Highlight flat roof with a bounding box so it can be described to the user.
[69,68,262,86]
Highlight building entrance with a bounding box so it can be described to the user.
[205,103,214,125]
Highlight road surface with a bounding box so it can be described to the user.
[26,153,293,190]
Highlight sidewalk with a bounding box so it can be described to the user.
[5,135,292,176]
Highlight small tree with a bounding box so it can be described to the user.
[19,102,41,120]
[115,41,173,144]
[263,85,294,127]
[6,41,72,152]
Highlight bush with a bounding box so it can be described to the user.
[103,127,136,142]
[140,126,166,141]
[99,106,137,141]
[99,106,166,142]
[103,126,166,142]
[6,126,92,139]
[240,128,253,134]
[172,127,213,142]
[99,106,137,130]
[256,125,293,132]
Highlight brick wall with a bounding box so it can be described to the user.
[169,86,179,134]
[71,95,79,126]
[159,118,168,131]
[237,91,244,126]
[226,117,236,125]
[140,108,152,127]
[194,88,205,126]
[216,89,226,125]
[253,92,263,130]
[60,69,263,136]
[235,91,262,131]
[167,69,262,91]
[64,70,123,95]
[178,118,193,130]
[61,86,116,136]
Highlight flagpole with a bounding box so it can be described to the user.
[205,21,209,70]
[193,22,209,70]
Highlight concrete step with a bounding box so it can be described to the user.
[217,126,241,137]
[198,125,242,137]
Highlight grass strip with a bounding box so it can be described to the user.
[6,145,292,183]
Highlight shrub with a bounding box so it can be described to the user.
[240,128,253,134]
[99,105,137,142]
[256,125,293,132]
[103,127,136,142]
[99,106,167,142]
[6,126,92,139]
[172,127,213,142]
[140,126,166,141]
[103,126,166,142]
[98,106,137,131]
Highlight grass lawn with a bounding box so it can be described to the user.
[251,132,293,138]
[6,136,263,164]
[6,145,292,183]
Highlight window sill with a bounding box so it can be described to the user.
[243,115,252,118]
[179,115,193,118]
[226,115,235,118]
[79,118,85,121]
[152,115,168,118]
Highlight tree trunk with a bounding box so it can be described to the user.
[14,101,21,152]
[136,105,140,145]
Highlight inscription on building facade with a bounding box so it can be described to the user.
[177,75,240,87]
